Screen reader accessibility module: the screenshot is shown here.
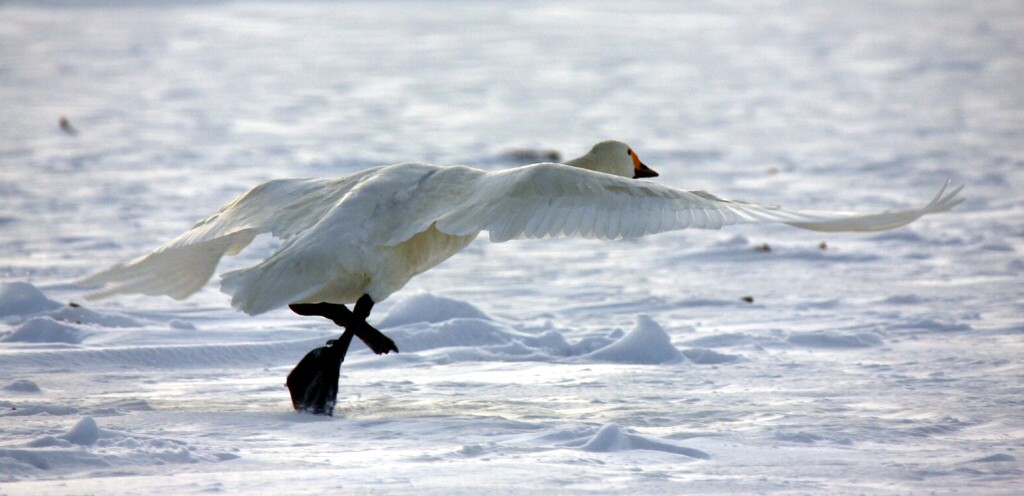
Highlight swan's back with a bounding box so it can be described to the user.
[220,164,486,313]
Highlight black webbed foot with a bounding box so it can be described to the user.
[286,331,353,416]
[288,300,398,355]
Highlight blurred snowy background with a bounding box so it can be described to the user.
[1,1,1022,494]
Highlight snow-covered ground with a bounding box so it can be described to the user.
[2,1,1023,494]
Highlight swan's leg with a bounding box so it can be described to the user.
[285,295,398,415]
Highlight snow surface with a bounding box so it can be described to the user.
[2,1,1023,494]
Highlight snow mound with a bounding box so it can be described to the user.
[772,431,824,444]
[379,318,570,360]
[377,293,491,328]
[585,316,683,364]
[1,317,90,344]
[0,282,62,318]
[168,319,197,330]
[890,318,973,333]
[355,315,712,365]
[3,379,42,393]
[50,305,141,328]
[15,416,240,478]
[61,416,103,446]
[681,332,755,348]
[0,284,143,340]
[580,424,710,459]
[682,348,742,364]
[567,329,625,356]
[87,399,154,416]
[969,454,1016,463]
[786,331,883,349]
[26,416,109,448]
[0,448,52,479]
[878,294,925,305]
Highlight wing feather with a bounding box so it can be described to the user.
[434,164,963,242]
[79,171,379,301]
[82,159,963,308]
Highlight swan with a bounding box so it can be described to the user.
[78,140,963,415]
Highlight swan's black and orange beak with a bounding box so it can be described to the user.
[629,149,659,179]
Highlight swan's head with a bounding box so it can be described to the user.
[564,140,659,179]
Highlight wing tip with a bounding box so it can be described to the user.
[929,180,966,213]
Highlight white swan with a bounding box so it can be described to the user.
[78,140,963,414]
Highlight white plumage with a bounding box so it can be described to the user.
[79,140,963,315]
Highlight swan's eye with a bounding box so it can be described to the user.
[627,149,633,156]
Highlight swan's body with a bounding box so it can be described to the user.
[79,140,963,414]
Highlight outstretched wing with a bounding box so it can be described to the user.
[79,160,963,307]
[434,164,964,242]
[78,170,379,300]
